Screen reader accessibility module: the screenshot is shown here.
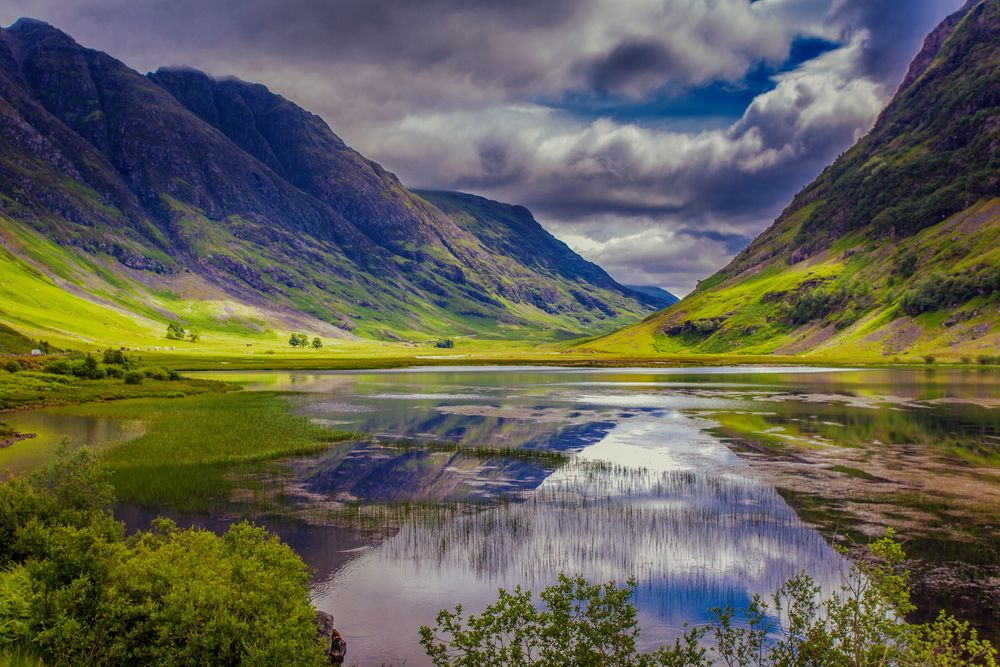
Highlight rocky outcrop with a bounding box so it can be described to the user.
[314,610,347,664]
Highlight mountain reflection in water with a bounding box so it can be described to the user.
[177,367,1000,665]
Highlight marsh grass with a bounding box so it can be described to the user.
[383,440,570,466]
[54,392,356,512]
[0,648,44,667]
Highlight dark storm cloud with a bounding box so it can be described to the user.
[585,40,684,97]
[0,0,966,294]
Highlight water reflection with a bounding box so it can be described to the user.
[0,411,144,477]
[311,415,844,664]
[11,366,999,666]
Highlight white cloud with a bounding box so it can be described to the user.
[0,0,963,293]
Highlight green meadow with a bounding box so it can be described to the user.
[52,392,357,512]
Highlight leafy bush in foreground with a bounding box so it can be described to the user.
[420,531,996,666]
[0,448,325,666]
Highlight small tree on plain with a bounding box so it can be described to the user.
[166,321,186,340]
[311,337,323,349]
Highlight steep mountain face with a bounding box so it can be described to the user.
[586,0,1000,360]
[414,190,663,311]
[0,18,652,347]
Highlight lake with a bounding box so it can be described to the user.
[4,366,998,664]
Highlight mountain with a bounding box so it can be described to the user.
[622,286,679,309]
[0,19,652,349]
[414,190,663,310]
[584,0,1000,360]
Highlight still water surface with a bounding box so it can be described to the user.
[6,366,998,665]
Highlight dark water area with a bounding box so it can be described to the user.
[6,366,999,665]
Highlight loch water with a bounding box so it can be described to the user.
[5,366,998,665]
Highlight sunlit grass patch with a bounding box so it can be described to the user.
[0,369,230,410]
[54,392,355,512]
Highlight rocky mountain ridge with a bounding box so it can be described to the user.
[0,18,654,346]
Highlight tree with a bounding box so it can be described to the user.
[296,334,309,348]
[187,328,201,343]
[289,333,301,348]
[311,337,323,349]
[165,321,186,341]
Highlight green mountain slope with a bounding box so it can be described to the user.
[0,19,652,349]
[584,0,1000,361]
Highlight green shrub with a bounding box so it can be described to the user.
[3,361,19,373]
[100,349,134,367]
[64,354,108,380]
[421,531,996,666]
[165,321,186,341]
[42,360,72,375]
[924,355,936,365]
[144,367,169,381]
[104,365,123,379]
[434,339,454,349]
[123,371,144,385]
[896,253,918,278]
[901,266,1000,316]
[0,450,326,666]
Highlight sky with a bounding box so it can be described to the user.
[1,0,964,296]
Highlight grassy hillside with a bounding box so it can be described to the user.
[584,199,999,360]
[582,0,1000,362]
[0,20,653,350]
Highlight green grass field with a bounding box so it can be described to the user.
[54,392,356,512]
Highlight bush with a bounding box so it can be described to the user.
[122,371,144,385]
[144,368,169,381]
[978,355,998,366]
[435,339,454,349]
[3,361,20,373]
[924,355,936,365]
[900,266,1000,316]
[896,252,918,278]
[42,360,72,376]
[104,365,123,379]
[165,321,186,341]
[420,531,996,666]
[0,450,326,666]
[101,349,133,367]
